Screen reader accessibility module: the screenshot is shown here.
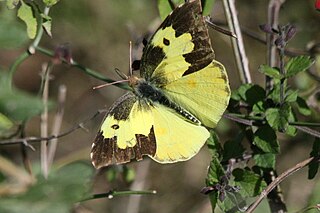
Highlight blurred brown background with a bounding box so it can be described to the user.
[1,0,320,212]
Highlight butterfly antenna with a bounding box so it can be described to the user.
[205,17,237,38]
[93,79,130,90]
[115,68,128,80]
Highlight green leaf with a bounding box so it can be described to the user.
[285,56,314,78]
[157,0,184,20]
[252,101,267,114]
[233,168,267,198]
[17,1,37,39]
[0,8,29,48]
[237,84,266,106]
[258,65,282,79]
[202,0,215,16]
[6,0,19,9]
[267,79,281,104]
[41,14,52,37]
[0,162,93,213]
[123,166,135,183]
[253,125,279,153]
[222,133,245,162]
[296,96,311,116]
[308,138,320,179]
[0,112,14,137]
[43,0,59,6]
[285,89,298,102]
[0,72,53,121]
[253,153,276,169]
[207,130,223,158]
[208,192,218,213]
[285,110,297,136]
[206,157,225,185]
[266,103,291,132]
[307,178,320,213]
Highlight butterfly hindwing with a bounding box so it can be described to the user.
[91,92,210,168]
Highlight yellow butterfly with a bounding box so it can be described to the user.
[91,0,230,169]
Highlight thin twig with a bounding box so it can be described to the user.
[246,156,318,213]
[81,189,157,202]
[40,63,51,179]
[0,110,104,145]
[47,85,67,170]
[222,0,252,84]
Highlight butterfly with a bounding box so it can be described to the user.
[91,0,230,169]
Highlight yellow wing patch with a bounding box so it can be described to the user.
[151,26,194,82]
[163,60,230,128]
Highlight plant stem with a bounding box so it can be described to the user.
[81,190,157,202]
[222,0,252,84]
[34,46,131,91]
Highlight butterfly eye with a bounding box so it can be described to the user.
[163,38,170,46]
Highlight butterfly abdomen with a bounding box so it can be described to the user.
[136,80,201,125]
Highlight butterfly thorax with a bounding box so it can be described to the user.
[130,76,201,125]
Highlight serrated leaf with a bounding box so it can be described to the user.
[266,103,291,132]
[285,56,315,78]
[0,162,93,213]
[253,125,279,153]
[43,0,59,6]
[6,0,19,9]
[237,84,266,106]
[258,65,282,79]
[285,89,298,102]
[253,153,276,169]
[296,96,311,116]
[17,1,37,39]
[157,0,184,20]
[232,168,267,198]
[308,138,320,179]
[222,133,245,162]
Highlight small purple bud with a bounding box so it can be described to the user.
[285,25,297,42]
[275,37,285,47]
[259,24,273,34]
[52,44,73,65]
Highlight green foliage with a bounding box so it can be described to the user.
[232,168,267,198]
[253,125,279,153]
[0,8,28,48]
[285,56,314,78]
[258,65,282,79]
[253,153,276,169]
[0,162,93,213]
[0,72,52,121]
[43,0,59,7]
[17,1,37,39]
[0,112,14,137]
[308,138,320,179]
